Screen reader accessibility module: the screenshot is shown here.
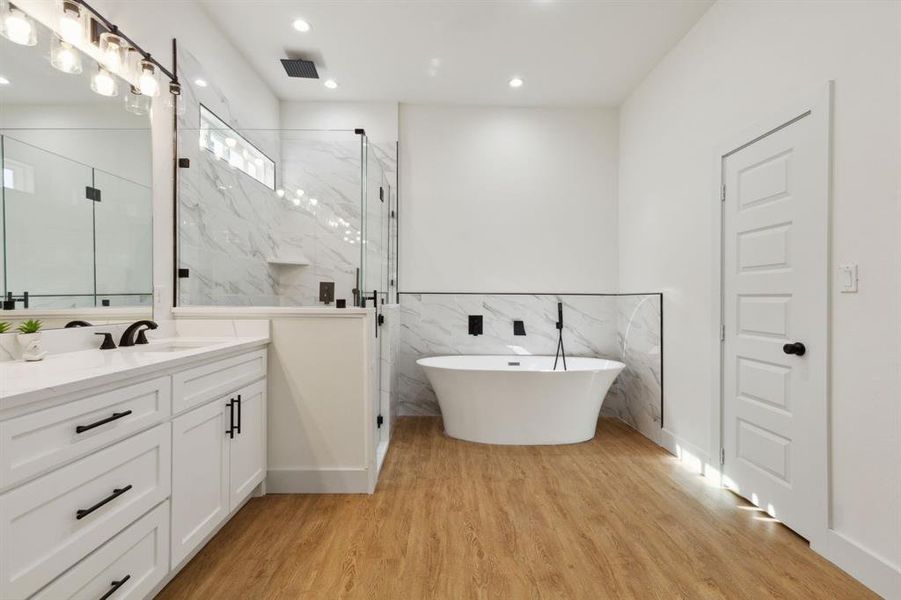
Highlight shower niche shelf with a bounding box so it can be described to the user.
[267,255,311,267]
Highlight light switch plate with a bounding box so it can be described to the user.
[839,264,858,293]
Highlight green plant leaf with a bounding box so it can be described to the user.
[17,319,43,334]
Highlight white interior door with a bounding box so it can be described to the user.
[721,106,828,542]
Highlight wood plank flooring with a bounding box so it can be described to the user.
[157,417,875,599]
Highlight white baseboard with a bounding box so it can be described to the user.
[812,530,901,599]
[267,467,372,494]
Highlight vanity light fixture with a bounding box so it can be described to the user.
[137,59,159,96]
[58,0,84,44]
[323,79,338,89]
[167,81,185,115]
[1,5,36,46]
[50,36,82,74]
[508,76,524,88]
[98,31,127,73]
[292,18,311,32]
[124,84,150,115]
[90,64,118,97]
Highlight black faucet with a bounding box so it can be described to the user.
[119,320,158,347]
[65,320,93,328]
[2,291,28,310]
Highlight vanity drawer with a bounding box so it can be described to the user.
[172,349,266,413]
[32,500,169,600]
[0,377,171,489]
[0,424,171,599]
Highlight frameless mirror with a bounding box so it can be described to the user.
[0,12,153,330]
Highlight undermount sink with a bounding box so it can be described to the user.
[128,340,220,353]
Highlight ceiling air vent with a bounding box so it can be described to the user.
[281,58,319,79]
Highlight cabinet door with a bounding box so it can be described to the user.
[228,380,266,511]
[171,398,230,568]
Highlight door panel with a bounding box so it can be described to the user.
[228,380,266,511]
[721,110,827,541]
[171,399,229,568]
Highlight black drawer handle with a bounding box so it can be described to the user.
[236,394,242,435]
[76,485,132,520]
[226,399,235,439]
[99,574,131,600]
[76,410,133,434]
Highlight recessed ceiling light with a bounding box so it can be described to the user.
[194,78,207,87]
[509,77,524,88]
[323,79,338,89]
[0,76,9,85]
[293,19,311,33]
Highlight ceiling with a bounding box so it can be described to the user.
[200,0,713,107]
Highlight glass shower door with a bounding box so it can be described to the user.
[2,136,95,308]
[94,169,153,306]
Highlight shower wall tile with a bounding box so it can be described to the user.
[177,46,282,306]
[176,46,397,309]
[396,293,664,447]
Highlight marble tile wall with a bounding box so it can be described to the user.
[176,46,397,308]
[177,46,282,306]
[396,293,663,445]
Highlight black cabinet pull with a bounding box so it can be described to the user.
[226,399,235,439]
[99,574,131,600]
[76,485,132,520]
[236,394,242,435]
[76,410,133,434]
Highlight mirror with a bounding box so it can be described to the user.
[0,13,153,330]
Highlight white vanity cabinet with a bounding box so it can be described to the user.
[170,379,266,567]
[0,343,268,600]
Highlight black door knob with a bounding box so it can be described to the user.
[783,342,806,356]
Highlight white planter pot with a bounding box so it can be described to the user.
[17,332,47,361]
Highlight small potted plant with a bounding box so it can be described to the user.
[0,322,9,334]
[17,319,47,361]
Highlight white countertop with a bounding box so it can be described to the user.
[0,336,269,408]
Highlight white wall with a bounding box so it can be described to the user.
[399,104,619,293]
[618,1,900,594]
[280,101,398,143]
[0,105,152,185]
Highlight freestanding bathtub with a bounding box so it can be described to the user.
[417,355,625,445]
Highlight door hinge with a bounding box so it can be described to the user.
[720,184,726,202]
[720,324,725,342]
[720,447,725,465]
[85,186,102,202]
[377,414,384,428]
